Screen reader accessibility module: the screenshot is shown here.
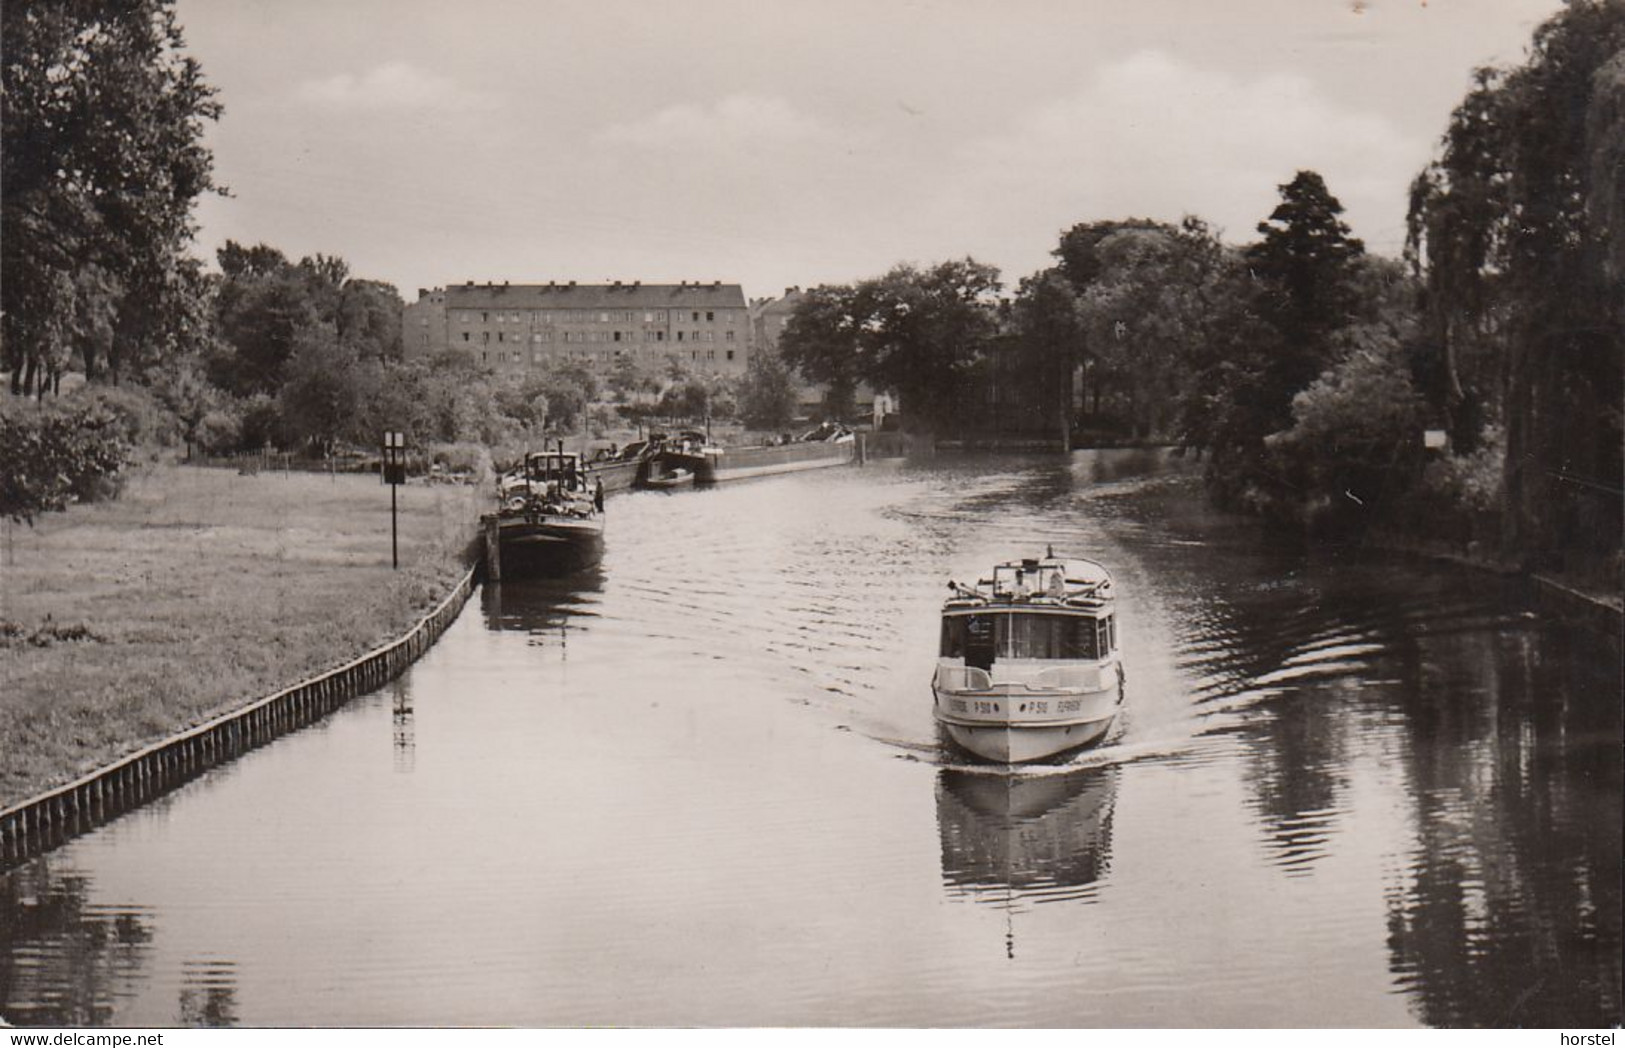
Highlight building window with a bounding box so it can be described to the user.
[707,349,715,361]
[482,332,490,343]
[725,330,735,341]
[599,312,609,323]
[512,351,521,363]
[691,311,699,322]
[657,311,667,321]
[481,312,488,322]
[643,312,654,323]
[706,311,714,322]
[624,311,635,322]
[656,331,665,342]
[462,332,470,342]
[497,332,504,342]
[726,350,735,361]
[613,331,622,342]
[677,332,684,342]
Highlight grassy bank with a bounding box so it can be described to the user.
[0,464,485,809]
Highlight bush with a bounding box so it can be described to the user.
[0,400,130,524]
[75,383,181,448]
[427,442,493,483]
[194,407,243,455]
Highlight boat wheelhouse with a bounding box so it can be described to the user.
[932,551,1123,763]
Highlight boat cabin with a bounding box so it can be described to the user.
[940,557,1117,673]
[520,452,584,490]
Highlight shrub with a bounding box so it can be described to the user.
[195,407,243,455]
[0,400,130,524]
[75,383,181,448]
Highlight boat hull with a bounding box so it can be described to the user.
[496,516,604,575]
[933,673,1123,763]
[663,439,855,484]
[586,457,649,494]
[938,716,1115,763]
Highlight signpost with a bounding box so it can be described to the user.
[382,431,406,570]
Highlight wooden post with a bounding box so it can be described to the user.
[484,515,502,582]
[856,432,867,466]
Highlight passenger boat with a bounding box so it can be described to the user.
[932,549,1123,763]
[658,422,856,484]
[492,450,605,575]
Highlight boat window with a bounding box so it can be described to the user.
[1063,618,1100,659]
[1096,618,1110,657]
[940,617,967,657]
[996,614,1094,659]
[1108,614,1116,653]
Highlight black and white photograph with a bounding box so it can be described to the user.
[1,0,1621,1032]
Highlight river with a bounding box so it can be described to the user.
[2,449,1619,1027]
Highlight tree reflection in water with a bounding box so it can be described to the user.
[0,859,153,1026]
[177,959,239,1028]
[1383,626,1622,1026]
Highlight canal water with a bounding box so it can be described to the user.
[2,450,1619,1027]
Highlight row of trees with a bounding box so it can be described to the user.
[777,2,1621,579]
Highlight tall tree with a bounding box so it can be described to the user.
[778,283,864,421]
[1247,171,1366,423]
[738,349,799,431]
[1407,1,1625,574]
[1,0,221,392]
[861,258,1002,433]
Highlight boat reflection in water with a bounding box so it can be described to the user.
[935,764,1118,910]
[479,569,605,636]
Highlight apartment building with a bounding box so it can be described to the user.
[404,280,752,378]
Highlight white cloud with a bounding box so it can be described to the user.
[936,49,1424,260]
[594,94,837,151]
[295,62,498,113]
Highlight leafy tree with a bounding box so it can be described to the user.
[861,259,1002,432]
[147,355,225,457]
[1265,326,1427,533]
[739,350,799,430]
[334,279,404,360]
[656,378,711,422]
[607,355,662,401]
[1407,0,1624,575]
[778,283,863,421]
[210,253,324,396]
[1004,270,1087,443]
[277,326,377,454]
[1060,219,1232,440]
[1,0,221,393]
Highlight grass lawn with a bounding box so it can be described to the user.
[0,464,487,809]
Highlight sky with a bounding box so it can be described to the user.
[177,0,1565,303]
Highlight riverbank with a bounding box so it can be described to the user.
[0,465,484,809]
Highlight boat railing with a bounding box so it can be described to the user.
[935,664,993,692]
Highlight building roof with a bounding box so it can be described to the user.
[440,282,747,310]
[756,288,806,316]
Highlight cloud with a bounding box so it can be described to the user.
[594,94,837,150]
[296,62,498,113]
[936,49,1424,257]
